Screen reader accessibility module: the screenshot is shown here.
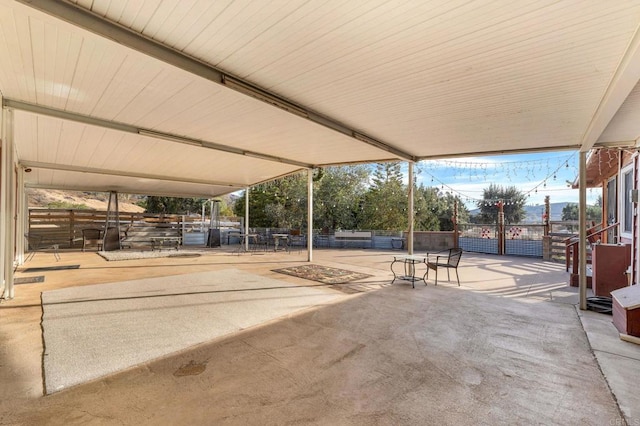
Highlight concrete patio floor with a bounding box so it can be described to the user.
[0,247,639,425]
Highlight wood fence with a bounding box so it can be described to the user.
[27,209,240,249]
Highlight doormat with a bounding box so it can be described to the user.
[272,264,372,284]
[14,275,45,285]
[98,251,201,261]
[23,265,80,273]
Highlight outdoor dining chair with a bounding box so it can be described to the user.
[426,248,462,286]
[24,233,61,262]
[82,228,103,251]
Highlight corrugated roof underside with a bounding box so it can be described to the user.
[13,111,305,194]
[3,0,640,197]
[23,168,239,198]
[0,0,393,170]
[74,0,640,156]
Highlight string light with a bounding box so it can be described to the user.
[416,152,577,204]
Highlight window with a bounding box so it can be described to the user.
[620,164,634,237]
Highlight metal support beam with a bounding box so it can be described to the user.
[5,99,311,169]
[16,167,26,265]
[0,96,5,300]
[16,0,414,162]
[419,144,580,161]
[579,151,587,310]
[307,169,314,262]
[1,104,16,300]
[408,162,414,255]
[19,160,244,189]
[245,188,250,252]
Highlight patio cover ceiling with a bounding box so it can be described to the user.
[3,1,640,198]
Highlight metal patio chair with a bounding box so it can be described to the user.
[24,233,61,262]
[82,228,103,251]
[426,248,462,286]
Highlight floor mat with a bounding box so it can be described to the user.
[40,269,343,394]
[97,251,201,261]
[14,275,45,285]
[23,265,80,273]
[273,264,372,284]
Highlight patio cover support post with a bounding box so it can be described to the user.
[307,169,313,262]
[245,187,249,252]
[1,102,16,300]
[408,162,414,255]
[579,151,587,310]
[15,168,25,265]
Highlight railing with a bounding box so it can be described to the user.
[28,208,601,261]
[564,222,619,273]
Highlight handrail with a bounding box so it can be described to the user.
[564,222,619,247]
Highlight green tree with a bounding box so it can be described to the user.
[141,196,207,214]
[437,192,470,230]
[359,162,407,231]
[217,197,234,217]
[477,184,526,224]
[414,186,469,231]
[561,202,602,222]
[314,166,369,230]
[414,185,441,231]
[234,173,309,228]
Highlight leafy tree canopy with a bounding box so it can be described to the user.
[141,196,209,215]
[561,203,602,222]
[476,184,527,224]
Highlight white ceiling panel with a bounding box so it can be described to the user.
[13,111,303,194]
[4,0,640,197]
[23,168,239,198]
[598,80,640,144]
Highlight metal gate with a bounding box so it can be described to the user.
[459,224,544,258]
[459,224,499,254]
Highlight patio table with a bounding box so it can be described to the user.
[235,234,259,254]
[391,254,427,288]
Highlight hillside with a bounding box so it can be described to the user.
[27,189,145,213]
[27,189,238,214]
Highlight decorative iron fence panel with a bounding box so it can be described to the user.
[505,240,543,257]
[458,224,499,254]
[459,223,544,257]
[504,225,544,257]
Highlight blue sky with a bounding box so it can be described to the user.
[408,150,599,209]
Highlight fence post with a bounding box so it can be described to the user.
[542,195,551,260]
[498,201,505,255]
[453,199,459,249]
[543,195,550,237]
[69,209,75,248]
